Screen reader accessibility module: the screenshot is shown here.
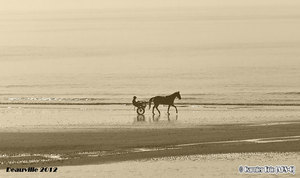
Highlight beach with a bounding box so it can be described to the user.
[0,105,300,177]
[1,122,300,168]
[2,152,299,178]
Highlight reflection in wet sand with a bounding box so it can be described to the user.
[1,105,300,129]
[134,114,178,124]
[167,114,178,121]
[136,114,145,122]
[152,114,160,122]
[152,114,178,122]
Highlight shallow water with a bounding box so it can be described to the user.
[0,104,299,130]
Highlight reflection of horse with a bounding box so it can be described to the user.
[152,115,160,122]
[152,114,178,122]
[149,91,181,115]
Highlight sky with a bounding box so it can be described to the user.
[0,0,299,92]
[1,0,300,11]
[0,0,300,75]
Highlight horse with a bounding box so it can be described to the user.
[149,91,181,115]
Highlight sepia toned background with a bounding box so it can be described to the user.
[0,1,300,177]
[0,0,299,104]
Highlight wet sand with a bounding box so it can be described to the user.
[1,122,300,169]
[2,152,299,178]
[1,104,300,128]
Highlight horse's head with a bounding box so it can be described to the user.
[176,91,181,100]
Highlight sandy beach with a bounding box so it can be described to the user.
[1,152,299,178]
[1,104,300,176]
[1,118,300,168]
[0,95,299,178]
[1,118,300,177]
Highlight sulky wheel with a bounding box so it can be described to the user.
[137,107,145,115]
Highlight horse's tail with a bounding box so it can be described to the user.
[149,97,154,109]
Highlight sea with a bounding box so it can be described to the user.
[0,5,300,128]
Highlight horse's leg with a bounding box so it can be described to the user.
[156,105,160,115]
[172,105,178,113]
[152,106,155,115]
[167,105,171,115]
